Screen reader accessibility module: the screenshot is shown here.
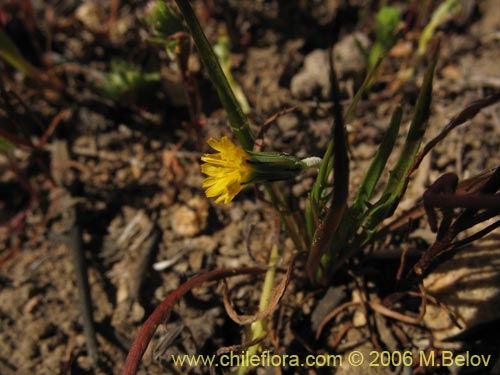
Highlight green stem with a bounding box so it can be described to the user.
[266,183,307,252]
[174,0,254,150]
[175,0,306,253]
[237,244,279,375]
[306,50,349,285]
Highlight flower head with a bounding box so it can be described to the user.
[201,137,322,204]
[201,137,253,204]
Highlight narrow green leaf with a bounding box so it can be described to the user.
[344,57,384,123]
[0,135,14,155]
[0,27,40,77]
[351,105,402,214]
[363,40,439,234]
[418,0,460,55]
[174,0,254,150]
[214,34,251,115]
[307,49,349,284]
[307,56,384,232]
[369,6,402,69]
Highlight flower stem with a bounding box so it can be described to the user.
[176,0,307,252]
[237,244,279,375]
[174,0,254,150]
[266,183,307,252]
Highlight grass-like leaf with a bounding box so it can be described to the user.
[326,106,402,274]
[363,40,439,236]
[307,48,349,284]
[0,135,14,155]
[307,57,384,239]
[0,26,41,78]
[174,0,254,150]
[351,105,403,214]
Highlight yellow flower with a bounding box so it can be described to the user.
[201,137,321,204]
[201,137,253,204]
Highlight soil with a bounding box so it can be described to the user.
[1,1,500,375]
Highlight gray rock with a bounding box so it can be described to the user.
[290,49,331,100]
[290,33,369,100]
[333,32,369,83]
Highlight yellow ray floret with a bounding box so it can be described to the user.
[201,137,253,204]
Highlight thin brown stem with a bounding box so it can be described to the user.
[120,267,265,375]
